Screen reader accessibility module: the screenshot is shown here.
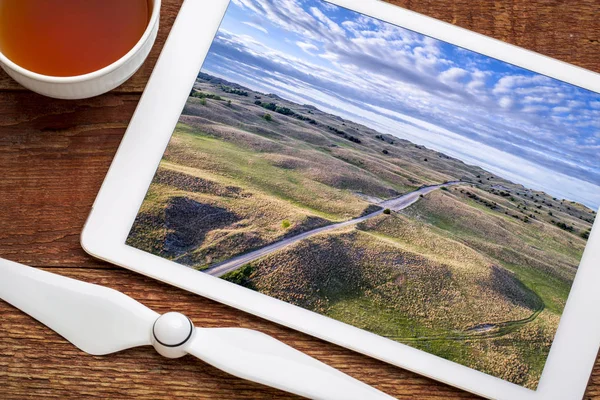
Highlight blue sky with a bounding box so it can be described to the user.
[200,0,600,209]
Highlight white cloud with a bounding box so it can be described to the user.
[553,106,571,114]
[439,67,469,85]
[522,96,545,104]
[464,70,489,95]
[499,96,514,109]
[310,6,345,36]
[233,0,329,41]
[296,41,319,54]
[493,75,522,94]
[567,100,585,109]
[493,74,551,95]
[242,21,268,34]
[321,2,339,12]
[522,105,549,113]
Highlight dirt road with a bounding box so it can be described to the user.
[204,182,461,277]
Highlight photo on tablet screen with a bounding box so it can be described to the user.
[127,0,599,389]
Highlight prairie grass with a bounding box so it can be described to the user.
[128,76,596,390]
[238,224,553,388]
[166,124,372,220]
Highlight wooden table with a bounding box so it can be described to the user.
[1,1,599,398]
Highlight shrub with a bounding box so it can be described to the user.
[227,100,232,107]
[555,222,574,232]
[263,113,273,122]
[581,229,591,239]
[191,91,223,101]
[281,220,291,229]
[220,85,248,96]
[275,106,295,116]
[200,98,207,106]
[328,125,345,135]
[383,209,391,215]
[295,114,317,124]
[263,102,278,111]
[222,265,256,289]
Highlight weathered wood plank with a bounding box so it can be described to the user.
[0,92,136,267]
[1,0,599,399]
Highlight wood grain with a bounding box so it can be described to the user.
[0,0,599,399]
[0,93,136,268]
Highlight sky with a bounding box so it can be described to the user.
[199,0,600,209]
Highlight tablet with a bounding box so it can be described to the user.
[81,0,600,398]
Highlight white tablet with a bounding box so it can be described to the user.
[81,0,600,398]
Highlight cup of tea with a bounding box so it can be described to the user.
[0,0,161,99]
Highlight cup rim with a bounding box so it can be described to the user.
[0,0,161,83]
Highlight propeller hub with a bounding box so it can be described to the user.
[152,312,194,359]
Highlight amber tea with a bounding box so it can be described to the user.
[0,0,150,77]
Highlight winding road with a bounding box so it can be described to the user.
[205,181,462,277]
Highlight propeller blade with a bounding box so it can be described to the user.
[186,327,395,400]
[0,258,158,355]
[1,259,394,399]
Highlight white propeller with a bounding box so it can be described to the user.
[0,258,395,400]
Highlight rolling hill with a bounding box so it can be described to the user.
[127,73,596,389]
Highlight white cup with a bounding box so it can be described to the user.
[0,0,161,100]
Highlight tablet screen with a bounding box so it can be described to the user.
[127,0,599,389]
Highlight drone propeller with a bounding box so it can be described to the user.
[0,258,394,400]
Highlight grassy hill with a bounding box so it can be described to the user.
[127,73,596,389]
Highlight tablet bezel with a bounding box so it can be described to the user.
[81,1,600,398]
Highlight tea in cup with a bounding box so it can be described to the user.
[0,0,161,99]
